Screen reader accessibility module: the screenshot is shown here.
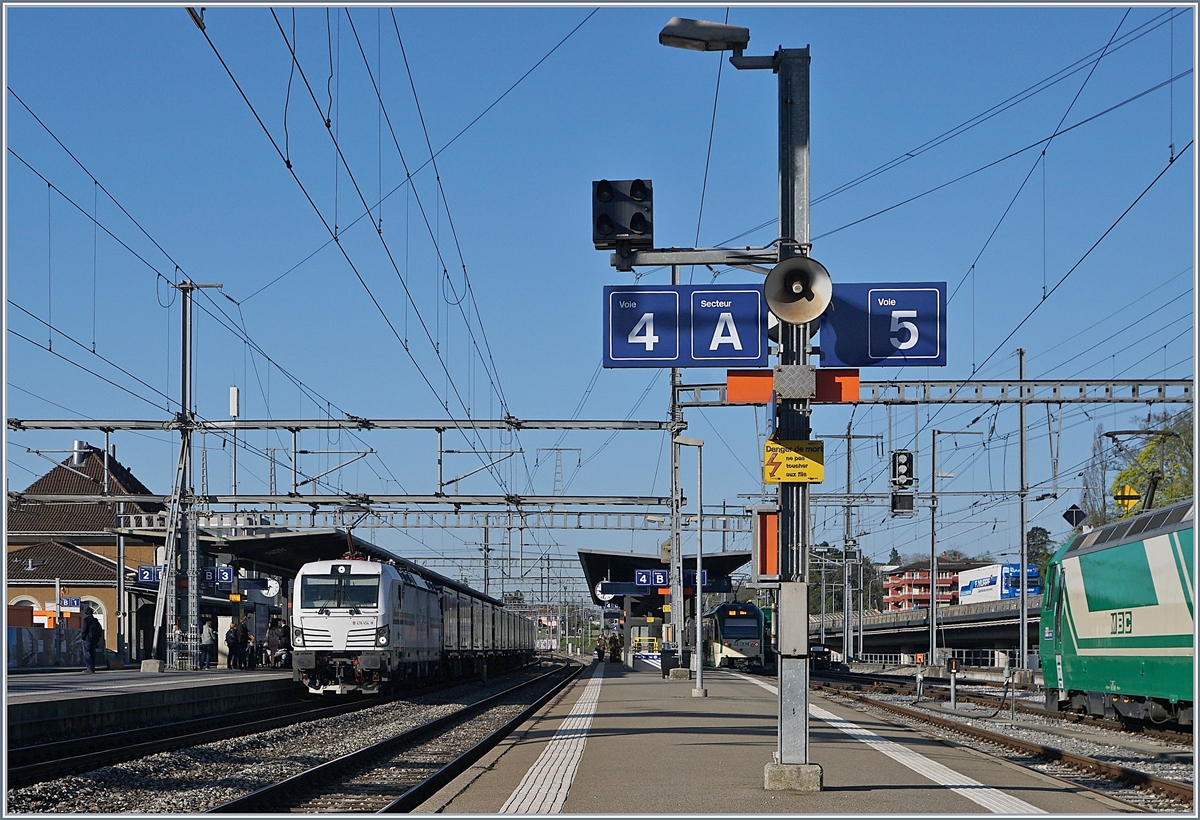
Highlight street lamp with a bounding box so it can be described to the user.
[659,17,749,52]
[674,435,706,698]
[661,15,822,791]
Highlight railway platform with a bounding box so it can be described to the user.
[415,656,1133,814]
[6,666,295,744]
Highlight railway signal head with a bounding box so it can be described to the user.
[592,179,654,251]
[890,492,915,517]
[890,449,915,489]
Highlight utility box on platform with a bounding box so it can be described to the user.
[777,582,808,657]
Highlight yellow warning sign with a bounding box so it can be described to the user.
[1114,484,1140,512]
[763,439,825,484]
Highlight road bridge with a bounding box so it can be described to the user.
[812,597,1043,664]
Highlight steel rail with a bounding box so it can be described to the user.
[205,663,582,814]
[379,663,585,812]
[815,685,1193,806]
[6,697,367,789]
[816,672,1193,744]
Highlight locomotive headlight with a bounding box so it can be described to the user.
[293,627,304,646]
[375,625,390,646]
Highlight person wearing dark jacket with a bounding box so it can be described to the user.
[607,631,621,664]
[236,617,250,669]
[224,621,239,669]
[81,607,104,673]
[593,636,606,663]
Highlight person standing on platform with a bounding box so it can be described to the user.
[224,620,238,669]
[608,631,621,664]
[200,619,216,669]
[593,636,606,663]
[267,622,281,667]
[81,607,104,673]
[236,616,250,669]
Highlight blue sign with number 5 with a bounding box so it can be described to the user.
[819,282,947,367]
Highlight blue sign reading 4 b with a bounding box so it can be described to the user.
[604,285,767,368]
[634,569,670,587]
[819,282,947,367]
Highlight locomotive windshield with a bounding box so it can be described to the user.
[722,617,760,639]
[300,575,380,609]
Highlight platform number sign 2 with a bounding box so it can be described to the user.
[603,285,767,368]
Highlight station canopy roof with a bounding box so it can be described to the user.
[116,526,500,604]
[577,547,751,615]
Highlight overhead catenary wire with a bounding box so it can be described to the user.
[8,106,441,505]
[262,13,511,488]
[239,8,598,305]
[349,9,539,493]
[196,18,512,495]
[7,139,390,494]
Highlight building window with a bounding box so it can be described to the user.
[9,596,39,608]
[80,597,106,621]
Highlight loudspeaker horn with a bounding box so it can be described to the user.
[764,255,832,325]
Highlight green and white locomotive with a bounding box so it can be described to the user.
[1040,500,1193,725]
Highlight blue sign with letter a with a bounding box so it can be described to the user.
[819,282,947,367]
[604,285,767,368]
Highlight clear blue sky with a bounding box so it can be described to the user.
[4,5,1195,589]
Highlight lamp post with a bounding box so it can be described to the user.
[675,435,706,698]
[929,429,984,664]
[660,17,822,790]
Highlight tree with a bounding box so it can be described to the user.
[1109,408,1193,514]
[1080,409,1194,527]
[887,547,901,565]
[1026,526,1053,582]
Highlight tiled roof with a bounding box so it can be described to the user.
[6,541,130,584]
[8,445,165,534]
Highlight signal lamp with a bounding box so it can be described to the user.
[592,178,654,250]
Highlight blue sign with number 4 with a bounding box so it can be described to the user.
[819,282,947,367]
[604,285,767,368]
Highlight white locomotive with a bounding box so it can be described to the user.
[291,558,534,695]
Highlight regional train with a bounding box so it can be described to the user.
[291,557,535,695]
[1040,500,1194,725]
[701,601,766,669]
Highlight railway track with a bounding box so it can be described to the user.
[205,663,582,813]
[6,696,371,789]
[814,682,1194,810]
[817,671,1193,744]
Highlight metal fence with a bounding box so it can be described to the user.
[857,653,905,666]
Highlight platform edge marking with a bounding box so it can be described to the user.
[499,663,606,813]
[726,671,1045,814]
